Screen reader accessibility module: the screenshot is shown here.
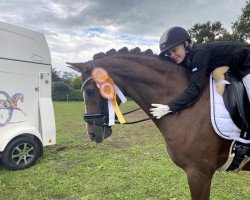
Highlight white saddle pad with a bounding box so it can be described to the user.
[210,76,250,144]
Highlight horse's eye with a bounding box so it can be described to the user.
[87,89,95,96]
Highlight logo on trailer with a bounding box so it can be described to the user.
[0,91,26,127]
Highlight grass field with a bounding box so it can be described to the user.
[0,101,249,200]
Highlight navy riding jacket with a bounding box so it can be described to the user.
[168,41,250,113]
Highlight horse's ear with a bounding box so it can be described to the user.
[66,62,85,73]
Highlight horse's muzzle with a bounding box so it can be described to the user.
[88,126,112,143]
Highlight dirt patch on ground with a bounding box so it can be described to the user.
[107,140,129,148]
[46,144,69,152]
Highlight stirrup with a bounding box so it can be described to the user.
[226,142,250,171]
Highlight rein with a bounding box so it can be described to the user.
[120,76,209,124]
[81,77,153,127]
[116,108,153,125]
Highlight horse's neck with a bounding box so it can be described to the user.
[101,56,189,115]
[11,98,17,104]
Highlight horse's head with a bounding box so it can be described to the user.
[67,62,112,143]
[12,93,24,102]
[67,47,186,143]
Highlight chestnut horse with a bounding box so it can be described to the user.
[68,48,249,200]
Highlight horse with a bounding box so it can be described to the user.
[0,91,26,126]
[67,47,250,200]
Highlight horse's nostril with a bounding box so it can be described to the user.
[89,133,95,139]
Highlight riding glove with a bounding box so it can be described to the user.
[150,104,172,119]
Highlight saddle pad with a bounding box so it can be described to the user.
[210,76,250,144]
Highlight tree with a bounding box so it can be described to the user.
[70,76,82,90]
[52,81,72,93]
[52,67,62,82]
[232,0,250,43]
[61,71,78,84]
[189,21,229,44]
[52,81,83,101]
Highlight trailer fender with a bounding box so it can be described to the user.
[0,126,42,152]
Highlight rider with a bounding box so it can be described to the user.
[150,26,250,119]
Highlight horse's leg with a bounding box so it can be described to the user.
[186,168,214,200]
[5,110,13,123]
[15,107,26,116]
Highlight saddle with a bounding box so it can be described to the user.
[222,72,250,171]
[223,72,250,135]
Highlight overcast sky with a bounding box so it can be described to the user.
[0,0,247,74]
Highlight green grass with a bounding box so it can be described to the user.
[0,101,249,200]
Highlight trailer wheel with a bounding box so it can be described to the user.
[2,136,41,170]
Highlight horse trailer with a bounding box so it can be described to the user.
[0,21,56,170]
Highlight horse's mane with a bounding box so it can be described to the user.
[67,46,181,76]
[90,46,182,75]
[89,47,182,73]
[93,47,157,60]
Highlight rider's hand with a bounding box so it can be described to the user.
[150,104,172,119]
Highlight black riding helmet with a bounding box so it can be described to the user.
[159,26,191,56]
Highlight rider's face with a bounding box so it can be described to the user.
[166,44,186,64]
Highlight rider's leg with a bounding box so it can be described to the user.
[238,47,250,102]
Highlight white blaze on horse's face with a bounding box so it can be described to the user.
[83,91,88,134]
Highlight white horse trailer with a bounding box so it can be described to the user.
[0,21,56,170]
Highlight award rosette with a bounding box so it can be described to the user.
[91,67,127,125]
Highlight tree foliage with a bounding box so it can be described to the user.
[52,69,82,101]
[52,81,71,93]
[52,67,62,82]
[52,81,83,101]
[189,21,229,43]
[232,0,250,42]
[189,1,250,44]
[61,71,78,84]
[70,76,82,90]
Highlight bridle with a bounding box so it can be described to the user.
[82,77,110,127]
[81,76,153,128]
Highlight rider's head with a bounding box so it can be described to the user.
[159,27,191,64]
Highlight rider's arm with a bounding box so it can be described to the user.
[168,49,210,112]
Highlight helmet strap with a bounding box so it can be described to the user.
[184,41,191,52]
[181,41,193,70]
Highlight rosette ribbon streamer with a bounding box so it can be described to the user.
[91,67,127,126]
